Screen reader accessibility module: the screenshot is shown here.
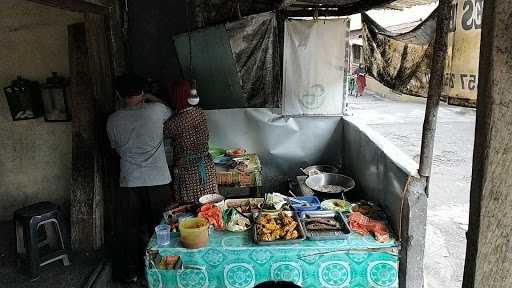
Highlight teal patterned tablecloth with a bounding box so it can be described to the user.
[146,230,399,288]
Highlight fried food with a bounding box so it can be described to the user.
[227,200,251,213]
[278,212,294,226]
[256,212,300,241]
[306,223,342,231]
[349,212,390,243]
[280,221,297,237]
[284,230,298,240]
[260,233,273,241]
[303,217,343,231]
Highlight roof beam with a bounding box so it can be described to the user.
[27,0,109,15]
[283,0,396,17]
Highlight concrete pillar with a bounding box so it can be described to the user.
[463,1,512,287]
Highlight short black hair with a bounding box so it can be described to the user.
[115,74,145,98]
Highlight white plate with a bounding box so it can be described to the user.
[199,194,225,206]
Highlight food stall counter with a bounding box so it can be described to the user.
[145,229,399,288]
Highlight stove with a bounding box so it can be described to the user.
[296,176,314,196]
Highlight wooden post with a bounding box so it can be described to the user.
[69,22,97,251]
[463,1,512,287]
[68,13,115,251]
[30,0,120,252]
[418,0,451,180]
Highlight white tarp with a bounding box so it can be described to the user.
[282,18,349,115]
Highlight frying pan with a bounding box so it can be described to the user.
[305,173,355,199]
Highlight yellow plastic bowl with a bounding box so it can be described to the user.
[179,217,209,249]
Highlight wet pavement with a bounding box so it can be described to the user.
[347,92,475,288]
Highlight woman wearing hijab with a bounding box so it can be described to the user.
[164,80,218,203]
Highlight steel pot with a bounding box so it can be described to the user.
[301,165,339,176]
[305,173,355,199]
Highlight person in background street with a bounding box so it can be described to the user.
[107,74,173,284]
[354,63,367,98]
[348,75,356,96]
[164,80,217,203]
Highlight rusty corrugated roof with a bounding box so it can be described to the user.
[289,0,437,10]
[383,0,437,9]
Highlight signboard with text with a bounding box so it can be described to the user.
[443,0,483,105]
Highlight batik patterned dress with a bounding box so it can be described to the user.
[164,106,217,203]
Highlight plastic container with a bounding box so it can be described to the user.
[290,196,321,212]
[155,224,171,246]
[179,217,209,249]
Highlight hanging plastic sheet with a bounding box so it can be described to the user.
[226,12,280,107]
[174,12,280,109]
[282,18,350,116]
[363,4,481,107]
[362,11,436,98]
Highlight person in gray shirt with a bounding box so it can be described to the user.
[107,74,172,283]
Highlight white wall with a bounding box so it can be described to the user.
[0,0,83,220]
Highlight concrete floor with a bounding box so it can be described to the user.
[0,221,141,288]
[0,221,100,288]
[348,92,474,288]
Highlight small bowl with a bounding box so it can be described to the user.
[257,202,281,213]
[199,194,225,206]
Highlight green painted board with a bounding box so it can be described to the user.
[174,26,243,109]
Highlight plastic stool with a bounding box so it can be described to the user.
[14,201,71,278]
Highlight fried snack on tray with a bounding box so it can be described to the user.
[285,229,298,240]
[281,222,297,238]
[227,199,253,213]
[256,212,299,241]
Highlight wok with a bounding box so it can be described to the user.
[305,173,355,198]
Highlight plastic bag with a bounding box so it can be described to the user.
[222,208,252,232]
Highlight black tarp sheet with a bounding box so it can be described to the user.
[174,12,280,108]
[226,12,280,107]
[362,10,437,98]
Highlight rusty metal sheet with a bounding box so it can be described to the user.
[443,0,482,104]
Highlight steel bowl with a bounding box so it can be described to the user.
[305,173,355,198]
[301,165,339,176]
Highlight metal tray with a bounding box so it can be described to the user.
[301,211,351,241]
[224,198,263,214]
[253,211,306,245]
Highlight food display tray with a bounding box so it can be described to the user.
[253,211,306,245]
[224,198,263,214]
[300,211,351,241]
[290,195,321,212]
